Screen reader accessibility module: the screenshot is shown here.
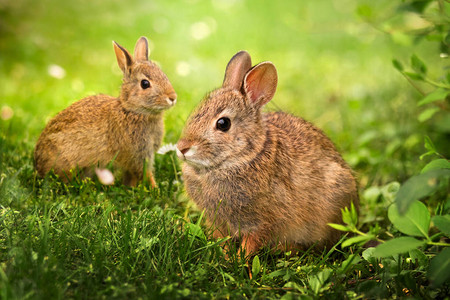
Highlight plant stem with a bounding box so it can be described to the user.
[401,72,426,96]
[423,77,450,90]
[354,229,385,243]
[427,241,450,247]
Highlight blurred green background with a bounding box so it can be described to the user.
[0,0,446,185]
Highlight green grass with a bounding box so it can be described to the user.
[1,0,449,298]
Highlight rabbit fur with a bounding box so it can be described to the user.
[176,51,359,255]
[34,37,177,186]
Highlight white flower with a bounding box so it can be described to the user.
[48,64,66,79]
[1,106,14,120]
[95,168,114,185]
[157,143,177,155]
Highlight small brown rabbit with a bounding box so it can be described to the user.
[34,36,177,186]
[176,51,358,256]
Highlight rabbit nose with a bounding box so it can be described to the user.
[176,147,186,160]
[176,140,193,159]
[179,147,190,155]
[168,92,177,104]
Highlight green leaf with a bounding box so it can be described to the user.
[266,269,286,279]
[251,255,261,277]
[342,235,373,248]
[308,269,332,294]
[362,247,376,262]
[373,237,425,258]
[432,215,450,235]
[395,169,450,214]
[404,71,424,81]
[418,107,440,122]
[418,88,449,106]
[420,136,438,160]
[350,202,358,226]
[328,223,350,232]
[363,186,381,204]
[283,282,304,293]
[409,249,428,266]
[338,254,361,274]
[186,223,206,241]
[392,59,404,71]
[389,201,430,238]
[411,54,427,75]
[424,135,437,152]
[341,206,351,226]
[421,159,450,174]
[340,202,358,228]
[428,247,450,288]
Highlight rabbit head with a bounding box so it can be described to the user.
[177,51,278,170]
[114,36,177,114]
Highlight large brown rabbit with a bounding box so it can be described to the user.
[34,37,177,186]
[176,51,358,256]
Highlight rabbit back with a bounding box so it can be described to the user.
[263,111,358,247]
[35,95,119,178]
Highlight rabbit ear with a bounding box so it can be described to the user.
[134,36,149,61]
[113,41,134,75]
[222,51,252,90]
[244,62,278,107]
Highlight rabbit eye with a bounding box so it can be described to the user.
[216,117,231,132]
[140,79,151,89]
